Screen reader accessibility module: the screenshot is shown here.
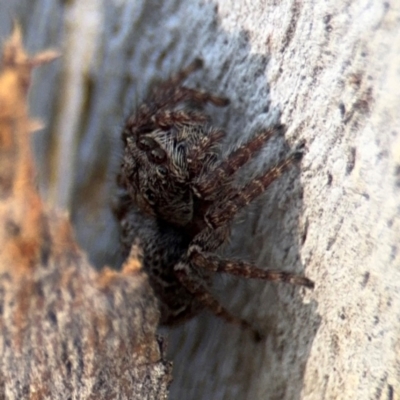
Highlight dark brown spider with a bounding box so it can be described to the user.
[114,58,314,338]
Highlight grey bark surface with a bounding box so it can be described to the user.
[1,0,399,399]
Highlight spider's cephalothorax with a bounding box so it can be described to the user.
[115,59,314,335]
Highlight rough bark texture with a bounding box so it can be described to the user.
[0,26,171,399]
[0,0,399,399]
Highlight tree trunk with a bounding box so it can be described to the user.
[0,0,399,399]
[0,21,170,400]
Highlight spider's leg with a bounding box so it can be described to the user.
[193,125,285,199]
[188,244,314,289]
[153,86,229,112]
[163,58,204,87]
[205,149,303,229]
[153,109,209,128]
[174,258,261,338]
[167,86,229,107]
[154,59,229,108]
[188,226,314,288]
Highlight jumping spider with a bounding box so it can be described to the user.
[114,58,314,338]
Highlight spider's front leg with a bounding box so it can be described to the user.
[204,148,304,228]
[192,124,286,199]
[154,58,230,109]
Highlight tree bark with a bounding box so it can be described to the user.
[0,24,170,399]
[0,0,399,399]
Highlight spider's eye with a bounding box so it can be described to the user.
[137,136,157,151]
[148,147,167,164]
[157,165,168,177]
[144,189,156,205]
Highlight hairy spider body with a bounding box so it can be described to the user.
[115,59,313,333]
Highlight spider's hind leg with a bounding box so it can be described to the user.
[188,226,314,289]
[174,257,263,340]
[188,244,314,289]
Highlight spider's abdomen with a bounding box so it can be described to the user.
[119,204,207,325]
